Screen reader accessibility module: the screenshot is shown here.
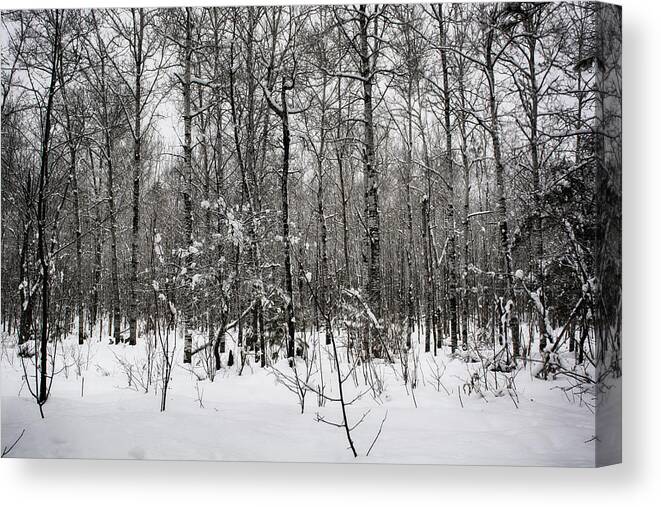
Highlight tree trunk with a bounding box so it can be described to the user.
[422,195,432,354]
[128,8,146,347]
[359,5,382,358]
[18,208,33,346]
[313,77,330,346]
[458,61,471,351]
[93,12,122,346]
[182,7,194,364]
[405,80,415,350]
[60,81,84,345]
[485,25,519,358]
[436,5,459,353]
[36,10,61,405]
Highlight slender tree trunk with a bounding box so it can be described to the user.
[519,15,549,354]
[18,198,33,346]
[182,7,194,364]
[485,27,519,358]
[405,80,415,349]
[128,8,146,347]
[71,145,84,344]
[422,195,432,353]
[359,5,382,358]
[265,75,297,366]
[107,148,121,345]
[60,83,84,345]
[281,90,296,365]
[457,58,471,351]
[317,77,330,345]
[229,11,263,364]
[418,97,437,354]
[436,5,459,353]
[36,10,61,405]
[93,12,122,345]
[336,74,351,289]
[91,223,102,331]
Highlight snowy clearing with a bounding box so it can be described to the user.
[1,329,596,466]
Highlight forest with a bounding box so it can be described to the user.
[0,2,621,465]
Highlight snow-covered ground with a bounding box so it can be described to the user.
[1,328,596,466]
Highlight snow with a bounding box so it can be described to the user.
[528,289,556,343]
[1,328,596,465]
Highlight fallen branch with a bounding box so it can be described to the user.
[366,410,388,457]
[2,429,25,457]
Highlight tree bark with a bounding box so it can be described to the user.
[436,4,459,353]
[359,4,382,358]
[182,7,194,364]
[92,11,122,345]
[484,16,520,358]
[36,10,61,405]
[128,8,146,347]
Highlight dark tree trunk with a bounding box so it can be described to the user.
[18,212,33,346]
[128,8,146,347]
[484,21,519,358]
[36,10,61,405]
[92,11,122,346]
[436,4,459,353]
[182,7,194,364]
[277,82,296,366]
[359,4,382,358]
